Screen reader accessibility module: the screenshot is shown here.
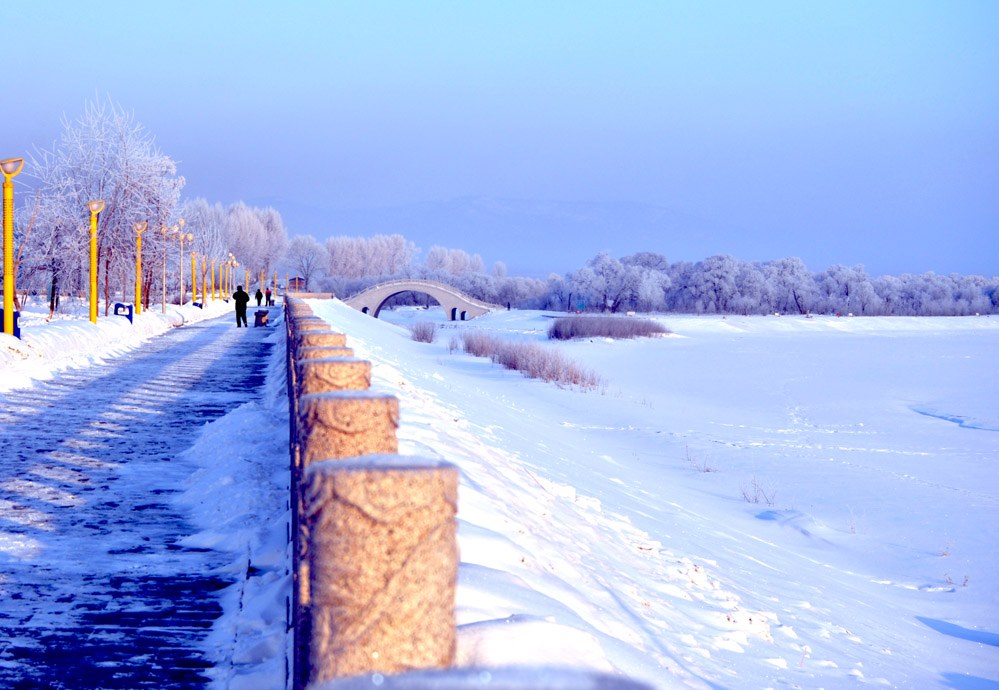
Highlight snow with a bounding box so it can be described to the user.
[296,304,998,689]
[0,298,233,393]
[2,300,996,689]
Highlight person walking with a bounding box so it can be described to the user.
[255,288,263,306]
[265,288,272,306]
[233,285,250,327]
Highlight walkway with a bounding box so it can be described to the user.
[0,309,277,688]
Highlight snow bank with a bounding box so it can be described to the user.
[0,299,233,392]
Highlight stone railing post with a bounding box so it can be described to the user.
[294,391,400,690]
[284,300,460,690]
[304,456,458,685]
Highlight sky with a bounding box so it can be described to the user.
[5,1,997,277]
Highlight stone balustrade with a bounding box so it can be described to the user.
[283,296,652,690]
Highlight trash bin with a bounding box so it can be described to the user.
[0,308,21,339]
[254,310,269,327]
[113,303,134,324]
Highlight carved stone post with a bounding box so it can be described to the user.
[304,456,458,685]
[295,357,372,398]
[295,392,400,689]
[297,346,355,360]
[296,331,349,349]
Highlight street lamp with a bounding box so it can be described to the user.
[134,222,147,315]
[175,227,191,306]
[160,226,170,313]
[87,200,105,325]
[2,158,24,336]
[210,258,217,301]
[201,254,207,306]
[190,250,198,305]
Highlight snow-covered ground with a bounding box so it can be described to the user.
[304,303,998,690]
[3,299,996,689]
[0,298,234,393]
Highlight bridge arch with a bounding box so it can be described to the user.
[343,280,498,321]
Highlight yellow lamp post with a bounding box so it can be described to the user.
[210,259,216,301]
[259,269,264,293]
[134,222,147,315]
[201,255,207,305]
[1,158,24,336]
[160,226,171,313]
[190,250,198,305]
[86,200,105,324]
[171,224,187,306]
[180,231,192,304]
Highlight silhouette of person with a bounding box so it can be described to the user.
[233,286,250,327]
[255,289,263,306]
[265,288,272,306]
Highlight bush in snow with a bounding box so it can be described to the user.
[548,316,669,340]
[409,321,437,343]
[460,332,601,390]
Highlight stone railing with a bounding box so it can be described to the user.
[284,297,652,690]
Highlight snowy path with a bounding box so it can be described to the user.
[0,310,276,688]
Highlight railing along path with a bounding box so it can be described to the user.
[283,296,651,690]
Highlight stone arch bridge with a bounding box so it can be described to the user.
[343,279,499,321]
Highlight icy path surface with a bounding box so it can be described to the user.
[0,311,275,688]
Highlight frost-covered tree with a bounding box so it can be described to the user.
[326,234,417,278]
[423,245,449,273]
[284,234,329,290]
[763,257,813,314]
[26,98,184,314]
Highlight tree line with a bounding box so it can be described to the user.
[286,235,998,317]
[8,99,287,316]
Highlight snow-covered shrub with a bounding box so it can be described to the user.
[410,321,437,343]
[460,332,600,390]
[548,316,669,340]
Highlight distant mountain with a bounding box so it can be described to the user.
[250,196,718,277]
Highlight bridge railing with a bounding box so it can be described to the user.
[282,296,653,690]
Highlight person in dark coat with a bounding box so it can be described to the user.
[265,288,272,306]
[255,289,263,306]
[233,286,250,327]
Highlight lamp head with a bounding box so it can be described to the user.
[1,158,24,179]
[186,233,193,241]
[134,222,147,233]
[178,218,185,227]
[87,200,105,214]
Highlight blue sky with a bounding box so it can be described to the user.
[6,1,997,276]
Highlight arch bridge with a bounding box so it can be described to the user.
[343,279,498,321]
